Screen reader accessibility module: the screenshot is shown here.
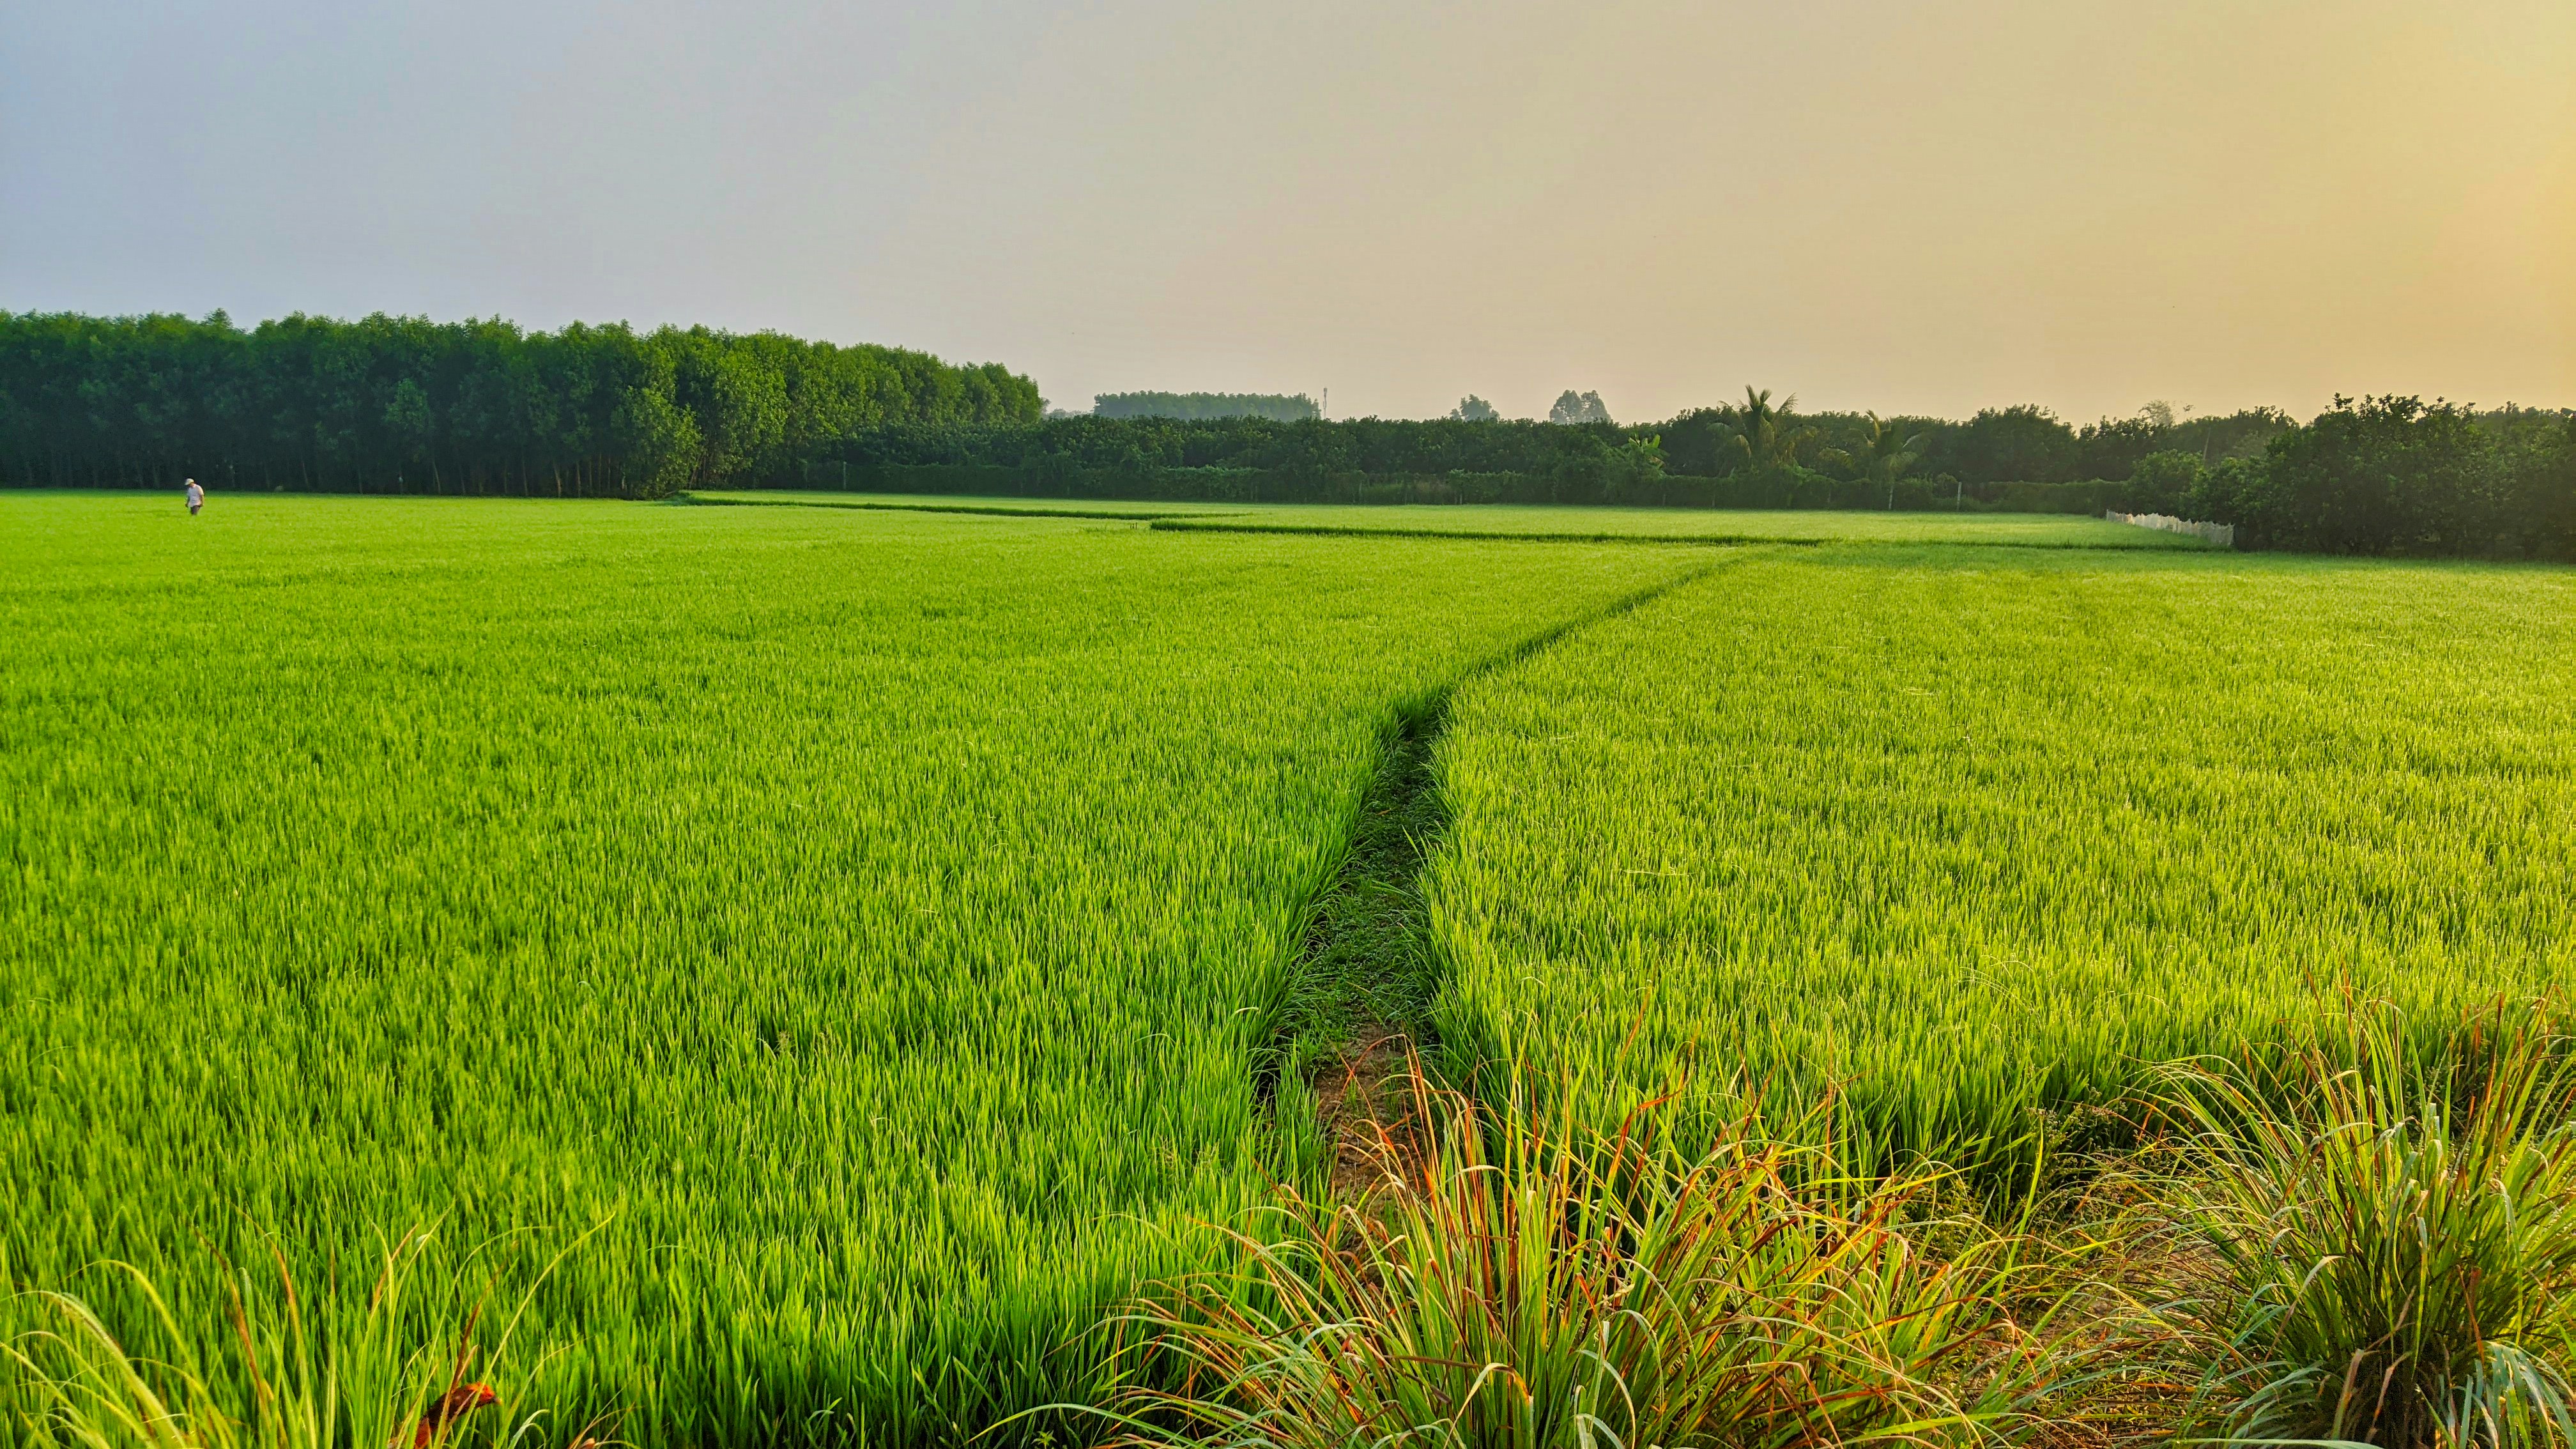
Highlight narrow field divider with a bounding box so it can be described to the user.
[1266,559,1730,1192]
[1151,519,1800,547]
[672,492,1222,521]
[1150,518,2227,549]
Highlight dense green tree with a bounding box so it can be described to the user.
[0,310,1040,496]
[1919,404,2079,484]
[2189,396,2575,557]
[2124,450,2206,512]
[1605,432,1667,502]
[2166,406,2294,463]
[2069,403,2290,479]
[1091,392,1319,421]
[1546,390,1611,424]
[1830,413,1926,510]
[1726,388,1818,496]
[2073,410,2166,480]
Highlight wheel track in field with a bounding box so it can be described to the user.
[1265,558,1732,1197]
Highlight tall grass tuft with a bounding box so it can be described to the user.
[2,1227,602,1449]
[1091,1064,2085,1449]
[2164,1004,2576,1446]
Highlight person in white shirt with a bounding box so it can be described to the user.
[185,479,204,516]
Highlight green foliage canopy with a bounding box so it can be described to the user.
[0,310,1041,497]
[1092,391,1320,422]
[1545,390,1610,425]
[2188,395,2576,557]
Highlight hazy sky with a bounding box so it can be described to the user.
[5,1,2571,423]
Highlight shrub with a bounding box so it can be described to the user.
[2122,450,2206,514]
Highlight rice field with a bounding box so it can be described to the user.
[684,493,2209,548]
[0,492,1694,1445]
[1427,546,2576,1168]
[1165,503,2209,548]
[10,490,2575,1445]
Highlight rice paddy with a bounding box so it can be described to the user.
[0,491,1692,1445]
[7,491,2573,1445]
[1165,503,2211,548]
[681,493,2210,548]
[1427,546,2576,1168]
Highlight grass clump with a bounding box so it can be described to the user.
[2161,1005,2576,1446]
[1093,1066,2087,1449]
[2,1227,599,1449]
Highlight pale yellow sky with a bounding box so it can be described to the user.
[6,0,2571,422]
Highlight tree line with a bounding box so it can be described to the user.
[1091,391,1319,422]
[850,399,2297,487]
[2184,397,2573,558]
[6,314,2565,556]
[0,310,1041,496]
[1669,398,2296,487]
[827,398,2292,502]
[839,395,2573,557]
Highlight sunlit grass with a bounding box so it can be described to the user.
[1085,1062,2090,1449]
[17,489,2575,1444]
[1427,547,2576,1171]
[0,491,1694,1446]
[3,1227,597,1449]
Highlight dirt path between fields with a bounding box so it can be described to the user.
[1272,562,1727,1197]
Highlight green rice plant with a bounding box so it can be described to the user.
[0,492,1696,1445]
[3,1227,600,1449]
[1086,1063,2086,1449]
[19,489,2564,1443]
[2161,1004,2576,1446]
[1427,547,2576,1176]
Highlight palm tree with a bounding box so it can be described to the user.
[1726,387,1818,506]
[1851,413,1926,510]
